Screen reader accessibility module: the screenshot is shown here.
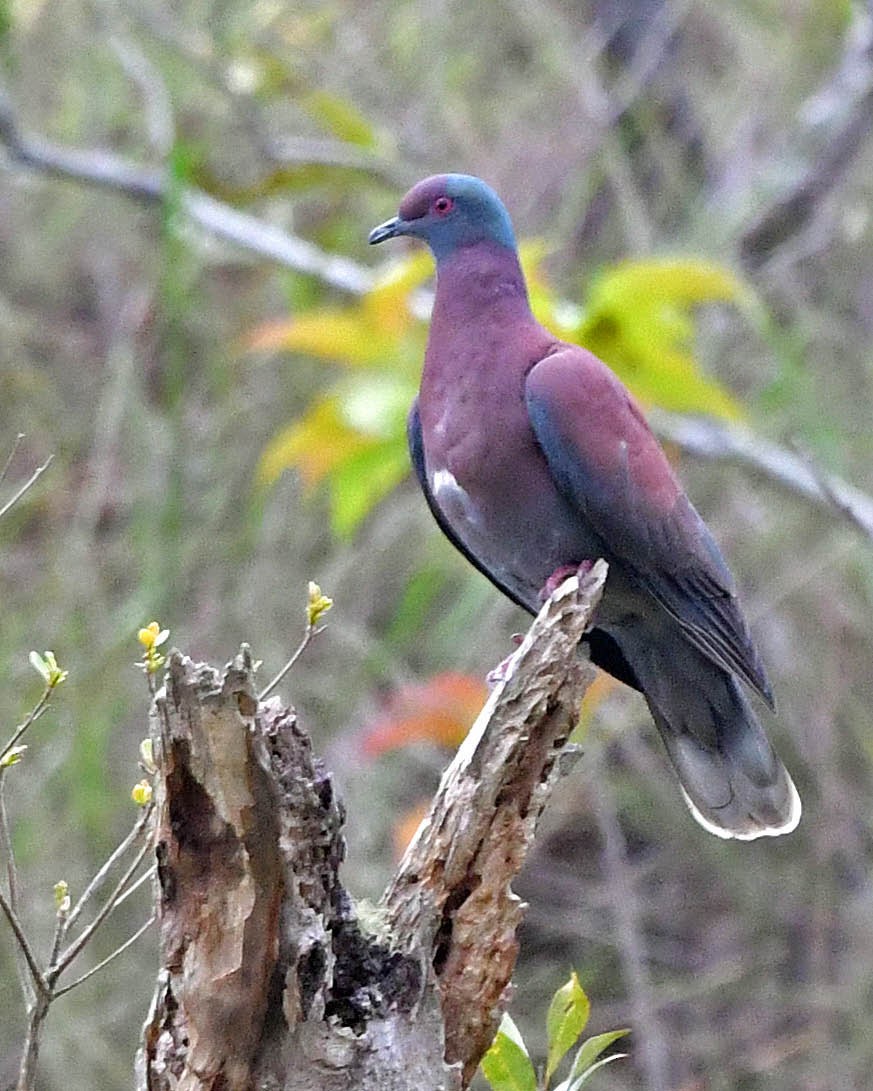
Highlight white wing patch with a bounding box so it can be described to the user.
[431,467,483,530]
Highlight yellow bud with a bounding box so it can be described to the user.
[131,779,153,806]
[306,581,333,627]
[54,880,71,915]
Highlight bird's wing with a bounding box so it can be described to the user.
[525,346,774,707]
[407,398,532,614]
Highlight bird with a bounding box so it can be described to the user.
[368,173,801,840]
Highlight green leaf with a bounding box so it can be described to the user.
[564,1053,629,1091]
[480,1015,537,1091]
[545,972,591,1082]
[329,434,411,538]
[568,1030,630,1080]
[29,650,49,682]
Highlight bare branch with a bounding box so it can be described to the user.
[650,410,873,545]
[0,90,374,295]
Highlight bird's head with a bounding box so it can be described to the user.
[368,174,517,262]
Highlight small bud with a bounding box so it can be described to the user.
[0,745,27,769]
[306,581,333,627]
[131,779,153,807]
[137,621,169,675]
[29,650,68,688]
[139,738,157,775]
[137,622,169,651]
[43,651,68,688]
[54,880,71,916]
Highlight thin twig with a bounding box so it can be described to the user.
[0,772,19,912]
[0,770,34,1007]
[64,803,153,932]
[0,433,25,488]
[0,885,50,1000]
[47,910,66,975]
[109,863,156,912]
[258,624,325,701]
[53,914,156,999]
[51,831,153,979]
[0,692,51,767]
[0,455,54,523]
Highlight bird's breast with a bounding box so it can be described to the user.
[423,394,599,608]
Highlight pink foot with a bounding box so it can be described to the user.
[538,560,595,603]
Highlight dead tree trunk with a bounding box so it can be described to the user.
[136,563,606,1091]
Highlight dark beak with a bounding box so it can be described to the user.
[368,216,404,245]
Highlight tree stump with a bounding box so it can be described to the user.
[136,562,607,1091]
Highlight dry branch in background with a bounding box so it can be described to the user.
[136,563,606,1091]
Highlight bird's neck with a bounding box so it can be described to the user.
[431,241,533,329]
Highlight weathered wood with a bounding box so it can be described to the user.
[137,562,606,1090]
[382,562,606,1084]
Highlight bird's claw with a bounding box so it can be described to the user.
[538,560,594,602]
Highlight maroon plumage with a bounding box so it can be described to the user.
[369,174,800,840]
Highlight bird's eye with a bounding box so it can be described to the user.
[433,196,454,216]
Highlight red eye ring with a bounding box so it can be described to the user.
[433,196,454,216]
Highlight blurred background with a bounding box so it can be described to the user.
[2,1,873,1088]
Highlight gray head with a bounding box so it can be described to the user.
[368,174,517,263]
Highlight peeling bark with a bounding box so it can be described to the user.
[137,563,606,1090]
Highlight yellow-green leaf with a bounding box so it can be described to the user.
[574,259,747,420]
[257,396,375,489]
[301,90,377,148]
[587,258,745,309]
[568,1029,631,1080]
[0,745,27,769]
[364,250,435,333]
[247,309,403,368]
[480,1014,537,1091]
[546,971,591,1082]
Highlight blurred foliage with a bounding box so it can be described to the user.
[2,1,873,1089]
[251,250,745,535]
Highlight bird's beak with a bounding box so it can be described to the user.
[368,216,404,245]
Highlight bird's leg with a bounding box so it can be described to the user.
[538,560,594,602]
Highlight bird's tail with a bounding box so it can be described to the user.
[642,662,801,841]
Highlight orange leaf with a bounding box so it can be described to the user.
[392,800,431,859]
[576,671,621,732]
[362,672,488,757]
